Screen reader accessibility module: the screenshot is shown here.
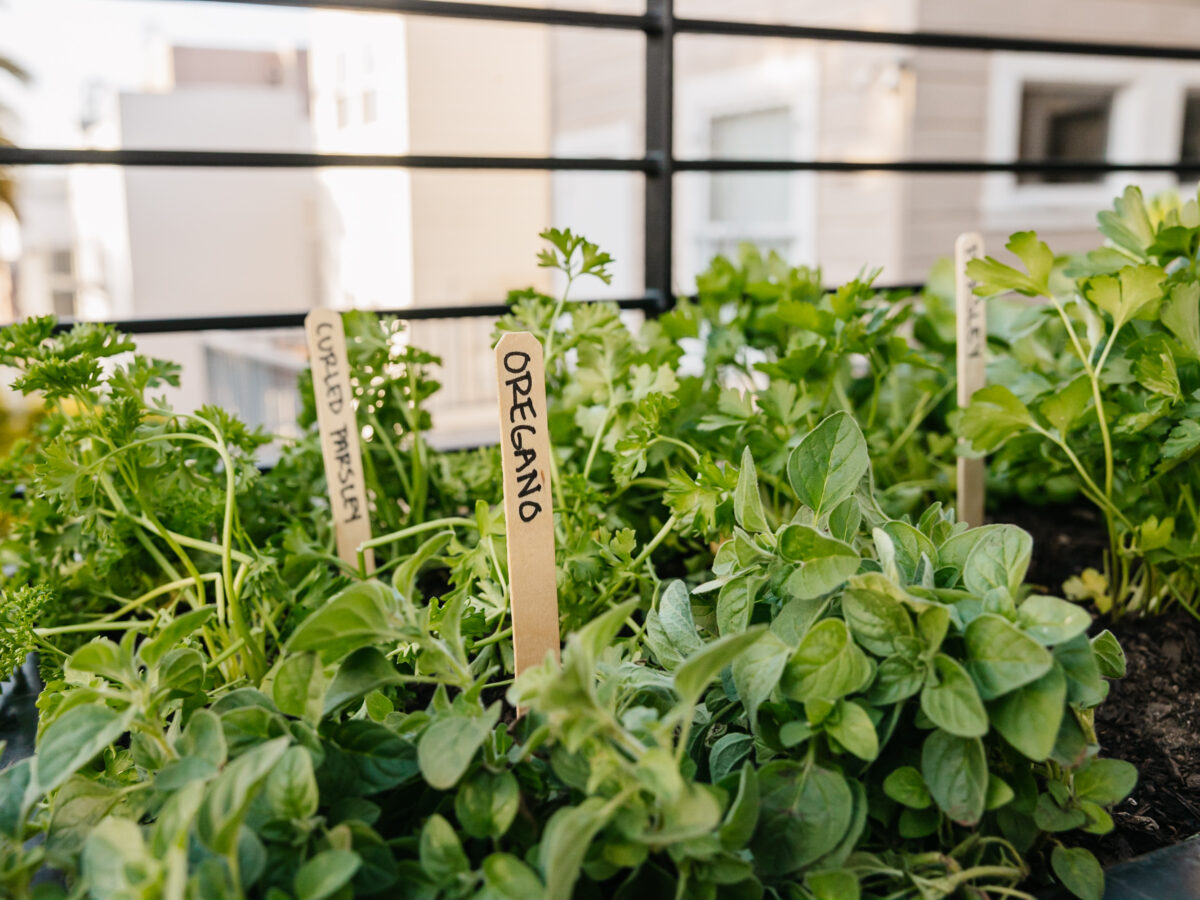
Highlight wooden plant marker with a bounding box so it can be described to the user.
[304,309,375,574]
[494,332,561,678]
[956,232,987,529]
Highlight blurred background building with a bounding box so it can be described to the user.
[1,0,1199,443]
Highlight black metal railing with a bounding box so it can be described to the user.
[3,0,1200,334]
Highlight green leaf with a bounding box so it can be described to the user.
[731,630,791,729]
[921,654,988,738]
[720,762,760,850]
[197,736,291,855]
[1055,634,1105,707]
[1164,419,1200,460]
[420,813,469,887]
[806,870,860,900]
[324,647,405,716]
[779,525,861,599]
[65,639,130,686]
[825,700,879,761]
[455,769,520,839]
[33,705,135,797]
[883,766,931,809]
[986,773,1015,810]
[177,709,226,768]
[899,805,940,838]
[751,762,853,875]
[1017,596,1091,646]
[1075,758,1137,806]
[417,704,501,790]
[538,798,612,900]
[645,580,704,670]
[1036,792,1087,831]
[1039,375,1092,435]
[140,606,216,668]
[869,654,926,705]
[964,614,1053,699]
[989,664,1067,761]
[787,412,870,516]
[287,581,398,663]
[1130,334,1181,399]
[1051,846,1104,900]
[1091,630,1126,678]
[1163,282,1200,359]
[963,525,1031,597]
[266,745,319,821]
[674,627,766,712]
[828,496,862,543]
[483,853,544,899]
[1097,185,1154,256]
[0,760,30,837]
[734,447,769,533]
[295,850,361,900]
[709,733,755,784]
[781,619,873,703]
[273,651,327,723]
[921,730,987,826]
[960,385,1035,451]
[1085,264,1166,329]
[966,231,1054,298]
[841,573,916,656]
[717,575,760,637]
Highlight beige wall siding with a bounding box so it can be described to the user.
[405,18,553,306]
[918,0,1200,50]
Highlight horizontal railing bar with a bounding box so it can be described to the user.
[163,0,657,31]
[42,282,936,338]
[0,147,656,172]
[6,149,1199,176]
[47,296,666,335]
[676,158,1200,174]
[43,283,938,337]
[674,17,1200,61]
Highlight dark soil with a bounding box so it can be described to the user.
[990,502,1200,867]
[1089,609,1200,864]
[989,501,1109,593]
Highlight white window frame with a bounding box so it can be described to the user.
[676,55,819,286]
[982,53,1200,232]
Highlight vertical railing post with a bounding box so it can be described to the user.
[644,0,675,312]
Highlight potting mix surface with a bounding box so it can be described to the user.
[996,502,1200,870]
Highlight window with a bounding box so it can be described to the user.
[336,93,350,128]
[50,249,73,277]
[51,290,75,319]
[1182,91,1200,161]
[709,108,791,226]
[363,90,377,124]
[1018,83,1114,184]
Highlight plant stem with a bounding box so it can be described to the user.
[356,516,476,574]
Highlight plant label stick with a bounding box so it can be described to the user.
[956,232,987,529]
[495,331,560,676]
[304,309,375,574]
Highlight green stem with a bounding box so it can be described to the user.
[355,516,475,575]
[632,515,677,568]
[96,574,221,625]
[474,626,513,648]
[582,403,613,480]
[96,509,255,565]
[647,436,701,464]
[36,620,152,636]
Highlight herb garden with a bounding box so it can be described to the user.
[0,186,1196,900]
